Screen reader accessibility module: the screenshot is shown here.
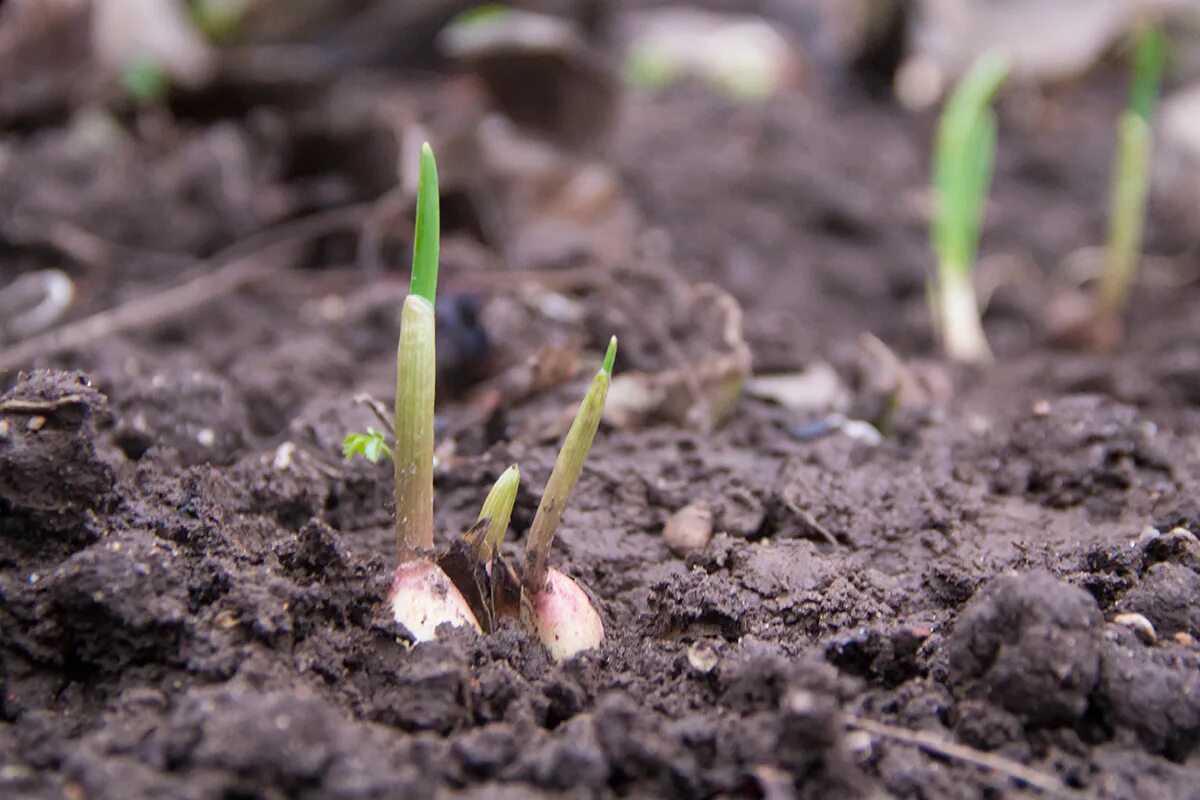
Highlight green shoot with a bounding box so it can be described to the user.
[931,51,1009,365]
[1095,23,1166,335]
[121,60,170,104]
[342,428,393,463]
[190,0,250,41]
[385,142,482,641]
[450,3,512,28]
[394,143,440,558]
[410,143,440,306]
[523,337,616,596]
[477,465,520,559]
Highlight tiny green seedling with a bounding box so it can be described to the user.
[930,51,1009,365]
[477,464,521,560]
[1093,22,1166,345]
[521,337,616,660]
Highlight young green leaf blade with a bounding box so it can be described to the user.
[1130,23,1166,124]
[523,337,617,595]
[410,143,440,306]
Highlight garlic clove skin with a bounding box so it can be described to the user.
[388,559,481,642]
[529,567,604,660]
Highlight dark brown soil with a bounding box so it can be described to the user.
[3,10,1200,800]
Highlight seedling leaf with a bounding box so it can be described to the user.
[930,51,1009,364]
[410,142,440,306]
[342,428,394,463]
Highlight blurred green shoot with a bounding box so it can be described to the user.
[189,0,250,41]
[450,3,512,28]
[931,51,1009,365]
[121,60,170,104]
[342,429,393,464]
[1095,23,1166,336]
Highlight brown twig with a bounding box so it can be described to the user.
[353,393,396,436]
[0,204,371,375]
[844,715,1078,798]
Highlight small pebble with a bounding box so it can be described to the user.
[273,441,296,470]
[845,730,873,759]
[1136,526,1161,545]
[663,502,713,556]
[687,641,719,674]
[196,428,216,447]
[1174,632,1195,647]
[1114,612,1157,645]
[841,418,884,444]
[784,688,816,714]
[27,415,45,431]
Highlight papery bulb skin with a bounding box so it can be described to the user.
[388,559,480,642]
[530,568,604,661]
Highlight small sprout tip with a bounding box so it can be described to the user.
[602,336,617,376]
[477,464,521,558]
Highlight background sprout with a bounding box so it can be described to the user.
[521,337,616,660]
[383,143,480,641]
[1093,22,1166,343]
[121,60,170,104]
[930,51,1010,365]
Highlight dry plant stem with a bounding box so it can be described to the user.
[0,203,370,374]
[352,393,396,435]
[845,716,1077,798]
[394,295,436,558]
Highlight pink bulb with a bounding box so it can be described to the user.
[388,559,480,642]
[529,568,604,660]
